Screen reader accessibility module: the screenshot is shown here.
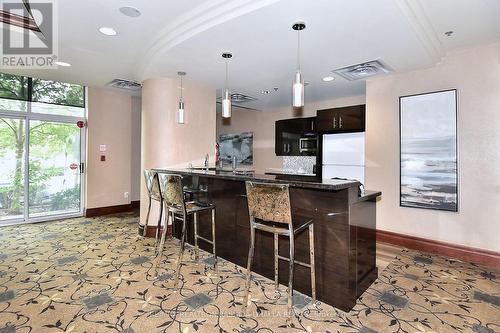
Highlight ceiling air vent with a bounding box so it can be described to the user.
[230,93,257,104]
[333,60,392,81]
[106,79,142,91]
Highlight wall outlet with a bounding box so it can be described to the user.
[124,192,129,199]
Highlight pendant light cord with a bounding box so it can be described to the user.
[225,58,229,90]
[297,29,301,71]
[180,75,183,100]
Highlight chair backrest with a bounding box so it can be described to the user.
[144,170,161,200]
[157,173,184,208]
[245,181,292,225]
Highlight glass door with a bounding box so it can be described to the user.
[0,73,86,225]
[28,121,82,219]
[0,117,26,222]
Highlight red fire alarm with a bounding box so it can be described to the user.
[100,155,106,161]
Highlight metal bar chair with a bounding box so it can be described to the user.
[143,170,163,247]
[155,173,217,287]
[243,181,316,318]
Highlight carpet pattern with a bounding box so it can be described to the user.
[0,214,499,333]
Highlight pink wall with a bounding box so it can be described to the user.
[86,87,139,209]
[366,42,500,252]
[140,78,216,226]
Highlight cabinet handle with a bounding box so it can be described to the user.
[311,121,314,131]
[283,143,287,153]
[333,117,337,129]
[340,116,343,128]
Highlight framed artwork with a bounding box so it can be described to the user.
[399,89,458,212]
[219,132,253,165]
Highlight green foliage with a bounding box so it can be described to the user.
[49,186,80,211]
[32,78,84,106]
[0,73,28,99]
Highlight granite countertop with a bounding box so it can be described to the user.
[153,168,365,192]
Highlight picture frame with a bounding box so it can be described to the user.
[218,132,254,166]
[399,89,458,212]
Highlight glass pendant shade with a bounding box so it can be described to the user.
[176,71,186,124]
[222,89,231,118]
[292,70,304,107]
[178,100,185,124]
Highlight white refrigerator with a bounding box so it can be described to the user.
[322,132,365,184]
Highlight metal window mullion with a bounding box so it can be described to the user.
[23,112,30,222]
[79,124,86,215]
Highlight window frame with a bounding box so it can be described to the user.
[0,74,86,108]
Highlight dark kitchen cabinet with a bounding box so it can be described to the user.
[275,117,316,156]
[316,105,365,132]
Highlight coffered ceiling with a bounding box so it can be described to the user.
[3,0,500,109]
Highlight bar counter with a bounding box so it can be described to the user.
[152,168,381,312]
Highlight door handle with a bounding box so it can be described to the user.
[340,116,343,128]
[333,117,337,129]
[79,162,85,173]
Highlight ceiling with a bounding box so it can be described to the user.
[3,0,500,109]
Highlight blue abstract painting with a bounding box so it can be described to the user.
[400,90,458,211]
[219,132,253,166]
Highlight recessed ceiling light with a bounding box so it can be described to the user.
[119,6,141,17]
[322,76,334,82]
[55,61,71,67]
[98,27,117,36]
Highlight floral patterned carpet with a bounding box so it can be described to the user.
[0,213,498,333]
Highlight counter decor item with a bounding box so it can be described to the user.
[219,132,253,166]
[399,89,458,212]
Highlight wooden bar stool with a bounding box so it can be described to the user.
[243,181,316,317]
[155,173,217,287]
[143,170,163,245]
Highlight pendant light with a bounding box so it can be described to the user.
[177,71,186,124]
[292,22,306,108]
[221,52,233,118]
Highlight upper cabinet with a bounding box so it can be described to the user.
[275,117,316,156]
[316,105,365,132]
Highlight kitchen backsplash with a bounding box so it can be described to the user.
[282,156,316,174]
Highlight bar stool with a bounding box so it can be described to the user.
[243,181,316,317]
[143,170,163,244]
[155,173,217,287]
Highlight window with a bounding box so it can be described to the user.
[0,73,85,117]
[0,73,28,100]
[0,73,86,224]
[32,78,85,107]
[0,73,28,112]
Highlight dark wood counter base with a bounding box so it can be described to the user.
[152,170,380,312]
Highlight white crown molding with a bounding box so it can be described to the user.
[395,0,446,63]
[137,0,281,80]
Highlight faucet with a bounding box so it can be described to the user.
[204,154,209,171]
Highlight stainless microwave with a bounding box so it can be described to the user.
[299,137,318,153]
